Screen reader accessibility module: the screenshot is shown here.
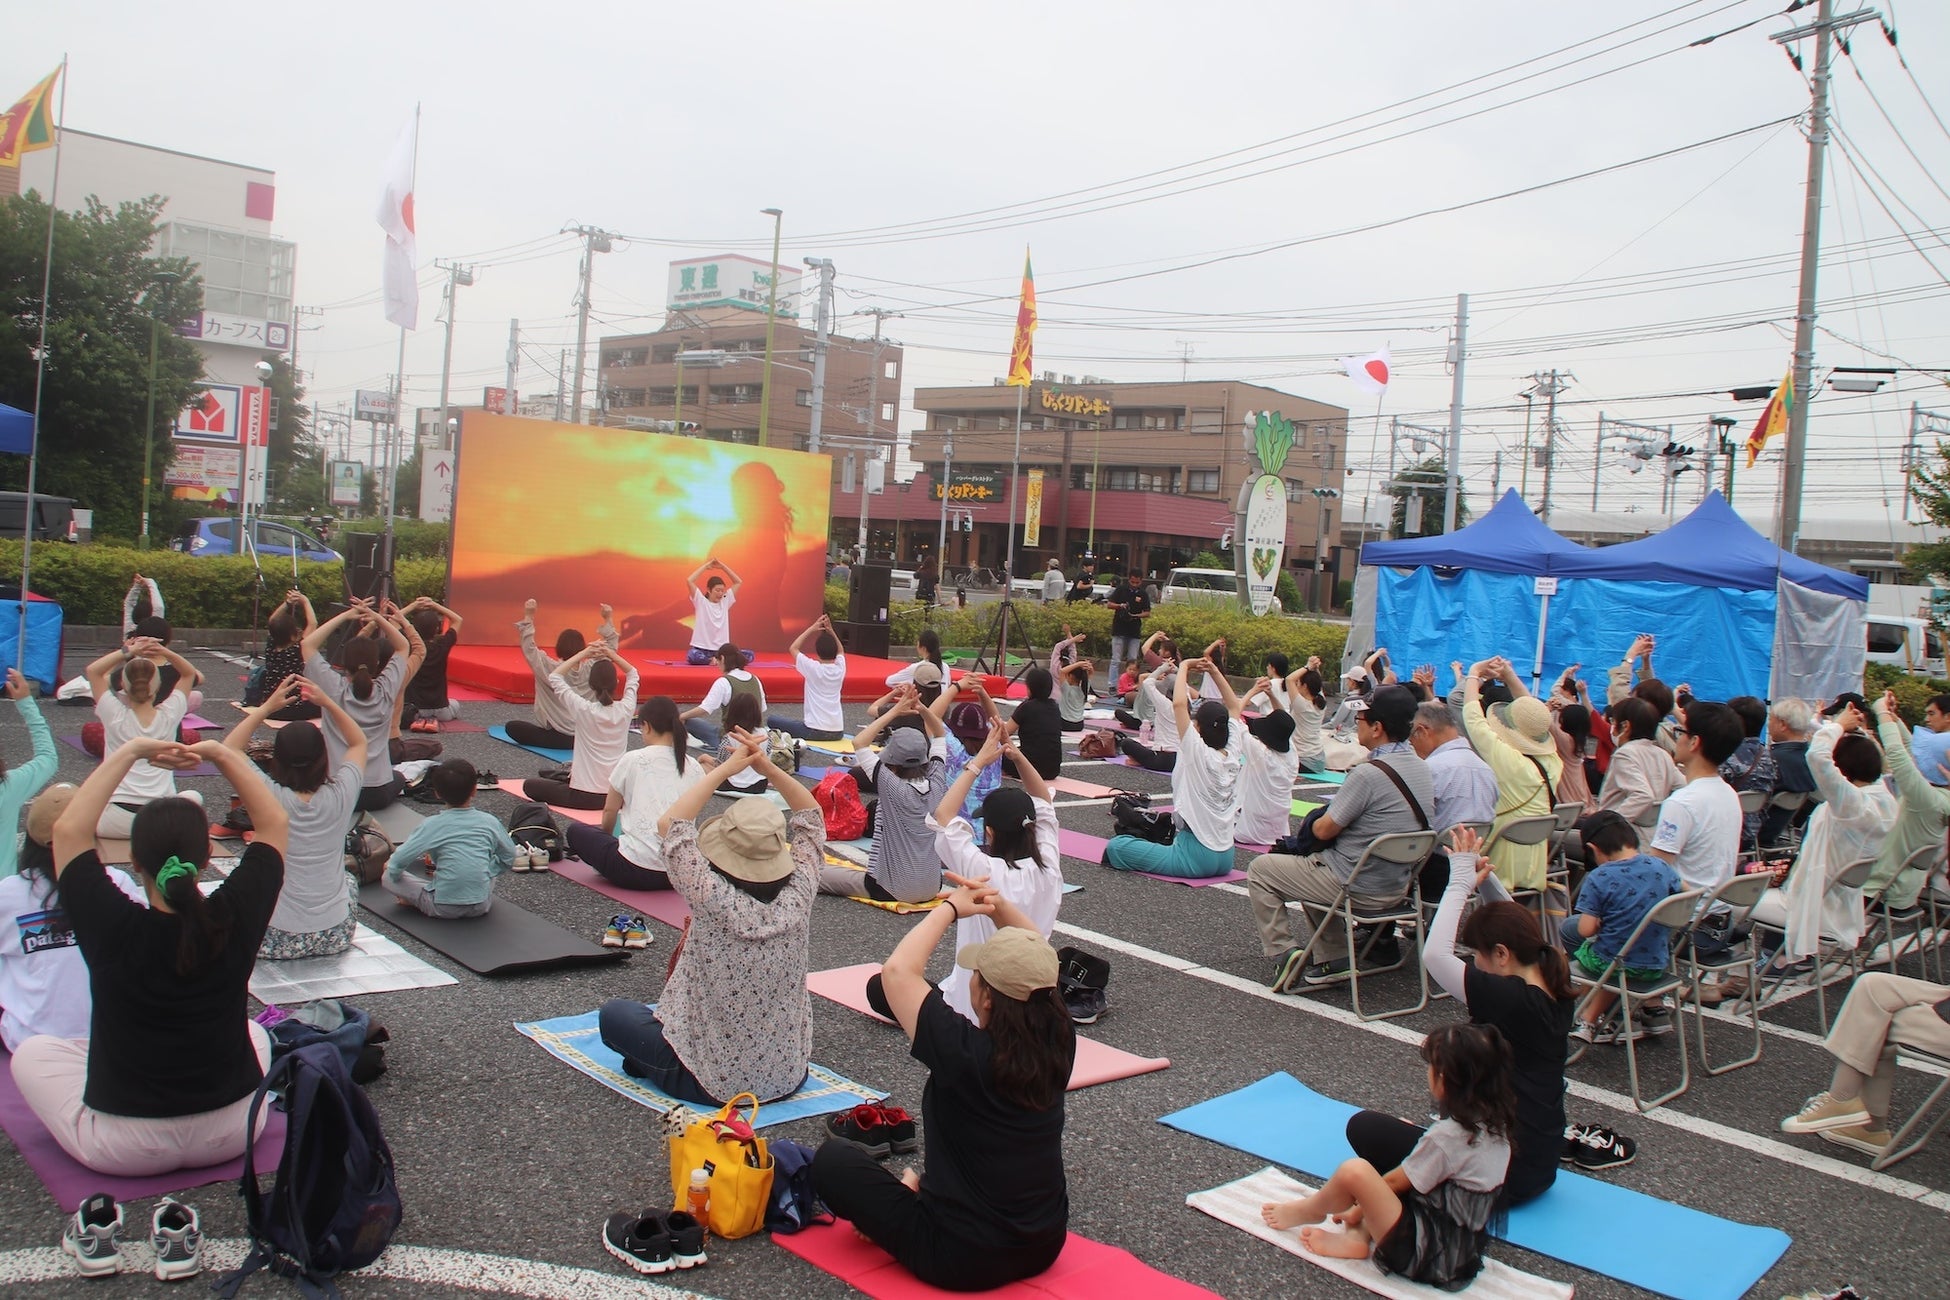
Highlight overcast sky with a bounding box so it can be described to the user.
[9,0,1949,536]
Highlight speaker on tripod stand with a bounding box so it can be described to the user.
[343,532,394,603]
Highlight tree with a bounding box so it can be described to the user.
[0,193,204,536]
[1905,447,1950,584]
[1388,457,1471,539]
[259,354,317,511]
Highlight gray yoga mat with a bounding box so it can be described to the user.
[356,881,627,976]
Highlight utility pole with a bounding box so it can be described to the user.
[1443,292,1468,533]
[856,308,898,562]
[434,261,475,450]
[1492,450,1502,498]
[758,208,784,447]
[1527,370,1570,523]
[937,437,954,573]
[1772,0,1877,552]
[564,225,614,424]
[554,350,567,422]
[504,319,519,419]
[1518,393,1534,506]
[804,257,834,453]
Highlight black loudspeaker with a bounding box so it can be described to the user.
[848,564,892,623]
[836,620,890,659]
[343,532,393,600]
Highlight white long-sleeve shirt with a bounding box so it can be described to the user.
[1774,723,1896,959]
[928,799,1064,1023]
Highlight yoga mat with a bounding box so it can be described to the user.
[776,1223,1223,1300]
[0,1053,287,1213]
[493,779,605,824]
[420,718,486,734]
[362,800,427,843]
[825,838,871,868]
[1291,799,1323,818]
[808,965,1169,1090]
[248,923,457,1004]
[1082,716,1136,733]
[229,700,290,727]
[1057,828,1108,864]
[514,1009,884,1123]
[180,712,223,731]
[445,683,503,702]
[1050,775,1118,799]
[355,881,626,975]
[58,735,217,777]
[1188,1166,1573,1300]
[486,723,573,764]
[1136,868,1247,887]
[802,736,857,755]
[549,857,692,930]
[1159,1073,1791,1300]
[1301,770,1349,785]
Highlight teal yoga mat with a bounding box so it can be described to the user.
[515,1008,885,1124]
[487,723,572,764]
[1158,1073,1789,1300]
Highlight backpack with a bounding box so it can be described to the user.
[763,1138,832,1235]
[506,800,563,863]
[811,770,868,841]
[216,1042,402,1300]
[1077,730,1120,760]
[343,825,393,886]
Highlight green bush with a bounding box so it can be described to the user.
[0,540,447,628]
[882,597,1345,670]
[1862,662,1950,726]
[335,518,451,560]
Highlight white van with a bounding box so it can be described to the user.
[1162,567,1242,609]
[1865,616,1946,678]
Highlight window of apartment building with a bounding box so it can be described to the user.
[711,428,760,445]
[883,360,898,380]
[648,385,698,405]
[1189,408,1224,435]
[796,390,813,407]
[1142,413,1173,431]
[710,384,760,404]
[1286,479,1307,502]
[958,416,972,430]
[882,402,896,422]
[602,347,646,368]
[1322,444,1336,471]
[1111,414,1132,430]
[1186,468,1221,494]
[607,388,646,407]
[998,416,1011,430]
[651,344,680,364]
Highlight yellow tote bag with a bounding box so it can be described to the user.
[666,1093,775,1240]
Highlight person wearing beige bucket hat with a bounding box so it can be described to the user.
[597,730,823,1106]
[812,877,1075,1292]
[1461,659,1564,893]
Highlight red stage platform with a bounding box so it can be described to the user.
[446,646,902,705]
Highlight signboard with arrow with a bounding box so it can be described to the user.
[419,449,456,523]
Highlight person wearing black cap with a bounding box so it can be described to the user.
[1103,658,1246,879]
[222,674,369,959]
[821,691,948,903]
[1237,683,1300,847]
[1254,684,1434,989]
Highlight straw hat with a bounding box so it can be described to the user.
[26,784,77,846]
[696,800,796,884]
[955,927,1060,1001]
[1487,695,1557,757]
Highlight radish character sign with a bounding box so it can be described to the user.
[1238,411,1296,616]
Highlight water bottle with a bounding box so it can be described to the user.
[686,1168,710,1228]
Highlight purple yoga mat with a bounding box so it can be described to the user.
[0,1053,286,1212]
[549,858,691,930]
[1058,827,1246,885]
[57,735,218,778]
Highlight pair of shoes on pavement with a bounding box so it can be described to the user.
[1571,1016,1648,1046]
[408,717,440,733]
[1057,945,1110,1025]
[601,913,651,949]
[1780,1092,1892,1158]
[602,1207,707,1274]
[64,1193,201,1280]
[510,845,556,872]
[1268,948,1391,992]
[825,1103,919,1158]
[1560,1121,1636,1171]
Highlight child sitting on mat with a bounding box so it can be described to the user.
[820,690,945,904]
[1565,810,1682,1044]
[1262,1023,1515,1290]
[383,760,519,918]
[934,679,1004,822]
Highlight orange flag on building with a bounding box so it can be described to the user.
[0,67,61,167]
[1005,250,1036,387]
[1745,368,1794,467]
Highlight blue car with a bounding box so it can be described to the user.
[170,517,341,563]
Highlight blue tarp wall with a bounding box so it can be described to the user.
[0,596,65,692]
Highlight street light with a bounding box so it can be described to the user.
[139,268,182,548]
[1311,486,1340,612]
[757,207,783,448]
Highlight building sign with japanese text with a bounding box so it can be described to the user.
[177,312,291,352]
[665,255,802,319]
[929,468,1006,502]
[1039,390,1111,417]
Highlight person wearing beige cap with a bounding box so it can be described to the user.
[597,730,822,1105]
[1460,658,1563,893]
[812,877,1074,1292]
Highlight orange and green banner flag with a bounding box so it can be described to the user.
[1745,367,1794,467]
[0,67,61,168]
[1005,249,1036,387]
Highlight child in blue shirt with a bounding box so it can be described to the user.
[384,760,518,918]
[1563,809,1681,1044]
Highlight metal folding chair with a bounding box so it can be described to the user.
[1747,856,1877,1034]
[1876,1043,1950,1171]
[1489,813,1563,933]
[1567,888,1707,1111]
[1863,843,1947,982]
[1762,790,1812,856]
[1735,788,1768,864]
[1679,873,1772,1076]
[1275,830,1439,1022]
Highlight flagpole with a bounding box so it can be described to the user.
[16,56,66,673]
[1357,389,1384,546]
[1003,383,1026,583]
[381,102,420,602]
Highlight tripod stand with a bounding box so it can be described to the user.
[972,597,1038,684]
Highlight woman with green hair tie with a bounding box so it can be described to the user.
[8,736,290,1177]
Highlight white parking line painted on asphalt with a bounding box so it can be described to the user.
[0,1239,712,1298]
[1051,919,1950,1214]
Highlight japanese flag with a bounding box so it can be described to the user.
[1339,347,1391,397]
[376,117,419,330]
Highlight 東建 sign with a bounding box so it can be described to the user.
[929,468,1005,502]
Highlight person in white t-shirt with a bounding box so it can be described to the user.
[1237,687,1302,847]
[684,561,741,666]
[774,615,849,742]
[567,696,711,892]
[1105,659,1244,879]
[1648,699,1745,897]
[84,639,202,839]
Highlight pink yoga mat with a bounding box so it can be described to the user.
[1082,717,1135,733]
[806,965,1169,1091]
[494,780,605,824]
[777,1223,1220,1300]
[1049,776,1116,799]
[549,858,691,930]
[181,712,222,731]
[0,1054,286,1213]
[1056,828,1107,864]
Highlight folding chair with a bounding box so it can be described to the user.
[1679,873,1772,1076]
[1631,803,1662,833]
[1735,788,1768,864]
[1747,856,1877,1034]
[1762,790,1812,856]
[1863,843,1947,982]
[1419,821,1492,1004]
[1488,813,1563,933]
[1876,1042,1950,1171]
[1548,800,1584,882]
[1567,888,1706,1111]
[1277,830,1439,1022]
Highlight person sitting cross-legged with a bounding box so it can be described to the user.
[1103,658,1245,881]
[566,696,712,892]
[382,760,519,918]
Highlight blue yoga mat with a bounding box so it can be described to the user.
[1299,770,1347,785]
[515,1008,886,1125]
[488,724,573,765]
[1159,1072,1789,1300]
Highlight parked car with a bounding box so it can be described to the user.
[0,491,74,541]
[1865,615,1946,678]
[170,517,341,563]
[1159,566,1284,614]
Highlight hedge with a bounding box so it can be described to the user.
[1862,662,1949,727]
[335,518,451,560]
[0,541,447,628]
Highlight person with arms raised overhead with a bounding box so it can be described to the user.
[774,615,849,743]
[523,642,640,811]
[509,599,619,752]
[84,639,203,838]
[0,668,57,880]
[303,599,417,813]
[1104,659,1246,881]
[1459,657,1563,894]
[401,595,466,733]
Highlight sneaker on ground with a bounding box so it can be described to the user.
[1592,1017,1646,1045]
[150,1196,202,1281]
[663,1210,708,1268]
[825,1103,918,1158]
[1781,1091,1870,1135]
[1561,1121,1599,1161]
[1571,1126,1637,1171]
[1636,1005,1675,1037]
[1817,1124,1892,1158]
[602,1211,675,1275]
[601,914,630,949]
[622,916,651,950]
[1302,958,1357,986]
[62,1192,125,1278]
[1268,947,1310,993]
[1569,1021,1599,1046]
[1064,985,1107,1025]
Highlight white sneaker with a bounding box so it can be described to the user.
[150,1197,202,1281]
[62,1193,125,1277]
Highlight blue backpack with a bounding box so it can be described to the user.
[764,1138,832,1235]
[216,1042,403,1300]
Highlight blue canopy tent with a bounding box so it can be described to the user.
[1347,490,1867,702]
[0,402,32,456]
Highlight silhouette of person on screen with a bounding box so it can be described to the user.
[620,463,797,652]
